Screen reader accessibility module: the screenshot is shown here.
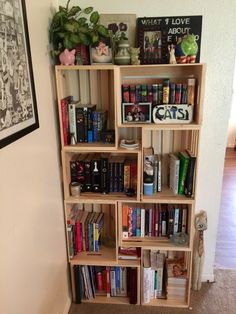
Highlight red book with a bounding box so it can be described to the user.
[60,96,72,145]
[96,271,103,292]
[128,207,133,237]
[106,266,111,297]
[152,207,155,236]
[130,161,137,192]
[75,220,81,253]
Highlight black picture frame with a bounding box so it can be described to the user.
[0,0,39,149]
[136,18,168,64]
[122,103,152,124]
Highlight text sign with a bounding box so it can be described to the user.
[153,104,193,124]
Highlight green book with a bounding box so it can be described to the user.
[178,151,190,194]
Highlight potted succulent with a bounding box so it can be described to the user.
[49,0,109,64]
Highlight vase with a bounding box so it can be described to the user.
[114,39,131,65]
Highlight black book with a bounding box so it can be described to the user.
[158,207,162,237]
[145,209,149,236]
[178,207,183,233]
[117,156,125,192]
[91,155,101,192]
[184,149,196,197]
[74,265,82,304]
[84,154,93,192]
[129,267,137,304]
[101,156,109,194]
[76,107,85,142]
[167,206,174,238]
[86,105,96,143]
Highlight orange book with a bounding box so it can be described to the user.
[122,205,129,238]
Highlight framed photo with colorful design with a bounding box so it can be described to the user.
[136,17,168,64]
[0,0,39,149]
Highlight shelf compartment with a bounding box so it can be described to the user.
[118,202,194,251]
[62,151,141,202]
[116,63,205,127]
[141,249,191,307]
[55,66,118,149]
[70,263,141,305]
[65,203,117,262]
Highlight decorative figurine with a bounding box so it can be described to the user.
[59,48,76,65]
[130,47,140,65]
[192,210,208,291]
[114,39,131,65]
[168,44,177,64]
[175,34,198,64]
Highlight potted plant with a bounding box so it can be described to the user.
[49,0,109,64]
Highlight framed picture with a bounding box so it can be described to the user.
[99,14,136,48]
[137,18,168,64]
[0,0,39,149]
[122,103,152,124]
[90,37,113,64]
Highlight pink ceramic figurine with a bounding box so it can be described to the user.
[59,49,76,65]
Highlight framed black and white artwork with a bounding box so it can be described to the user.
[0,0,39,149]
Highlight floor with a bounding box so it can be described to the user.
[215,147,236,269]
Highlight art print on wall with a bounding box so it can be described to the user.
[99,14,136,48]
[0,0,39,149]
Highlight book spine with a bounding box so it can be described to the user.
[167,207,174,238]
[130,161,137,192]
[76,107,85,143]
[115,267,121,294]
[94,223,99,252]
[178,155,190,194]
[77,160,85,192]
[67,224,74,259]
[91,159,101,192]
[181,208,188,233]
[68,103,77,142]
[141,208,145,237]
[92,111,98,142]
[132,208,137,236]
[74,266,82,303]
[96,271,103,292]
[106,266,111,297]
[84,159,92,192]
[178,208,183,232]
[101,158,109,194]
[136,207,141,237]
[143,267,151,303]
[83,108,88,142]
[153,159,158,193]
[76,220,81,253]
[124,163,131,191]
[174,207,180,234]
[155,205,159,237]
[161,208,167,237]
[113,162,119,192]
[110,268,116,296]
[148,208,152,237]
[118,162,124,192]
[184,156,196,197]
[61,98,68,145]
[128,207,133,237]
[122,205,129,238]
[157,158,162,192]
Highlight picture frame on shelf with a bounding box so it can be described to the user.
[136,17,168,64]
[122,103,152,124]
[99,14,137,48]
[90,37,113,64]
[0,0,39,149]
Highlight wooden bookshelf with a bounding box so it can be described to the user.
[55,63,205,308]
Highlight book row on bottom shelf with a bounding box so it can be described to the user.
[71,250,190,306]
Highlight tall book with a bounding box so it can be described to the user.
[184,149,197,197]
[91,154,101,192]
[101,155,109,194]
[178,151,190,195]
[169,153,180,195]
[68,100,79,143]
[84,154,94,192]
[60,96,72,145]
[75,106,85,143]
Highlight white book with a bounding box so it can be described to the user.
[110,269,116,296]
[150,269,155,299]
[141,208,145,237]
[174,207,180,234]
[157,155,162,192]
[143,267,151,303]
[169,153,180,194]
[68,101,79,142]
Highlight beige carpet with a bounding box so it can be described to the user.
[69,269,236,314]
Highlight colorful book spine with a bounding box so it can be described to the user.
[141,208,145,237]
[128,207,133,237]
[122,205,129,238]
[136,207,141,237]
[132,208,137,236]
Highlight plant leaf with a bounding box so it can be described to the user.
[91,32,99,44]
[78,17,87,26]
[79,33,91,46]
[78,26,89,34]
[84,7,93,14]
[63,35,74,49]
[90,11,99,24]
[68,6,81,17]
[69,34,80,44]
[64,23,76,32]
[97,25,109,37]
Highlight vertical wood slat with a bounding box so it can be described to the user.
[79,70,90,104]
[89,70,99,106]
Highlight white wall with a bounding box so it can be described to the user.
[227,60,236,148]
[60,0,236,281]
[0,1,70,314]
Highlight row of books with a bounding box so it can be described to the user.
[122,204,188,239]
[70,154,137,194]
[73,265,137,304]
[60,96,108,145]
[122,78,196,106]
[67,207,104,258]
[169,149,196,197]
[143,250,188,303]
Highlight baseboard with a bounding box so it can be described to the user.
[201,274,215,283]
[63,297,71,314]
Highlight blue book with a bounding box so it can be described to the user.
[132,208,137,237]
[115,267,121,294]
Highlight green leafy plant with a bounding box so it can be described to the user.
[49,0,109,58]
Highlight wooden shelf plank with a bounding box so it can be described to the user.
[66,193,139,203]
[56,65,117,71]
[63,143,117,152]
[70,247,117,266]
[120,240,191,251]
[142,298,188,307]
[82,295,130,305]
